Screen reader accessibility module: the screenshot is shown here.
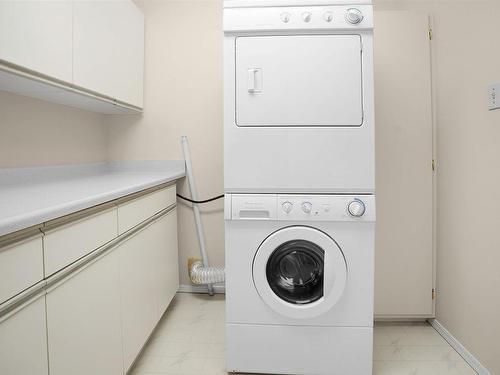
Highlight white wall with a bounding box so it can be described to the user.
[106,0,224,286]
[0,91,107,168]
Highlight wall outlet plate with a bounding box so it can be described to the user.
[488,83,500,111]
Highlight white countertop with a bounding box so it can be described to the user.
[0,161,185,237]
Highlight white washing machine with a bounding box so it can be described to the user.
[224,0,375,193]
[225,193,375,375]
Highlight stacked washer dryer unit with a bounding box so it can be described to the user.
[224,1,375,374]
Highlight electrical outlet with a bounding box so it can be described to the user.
[488,83,500,111]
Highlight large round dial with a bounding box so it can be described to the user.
[348,199,366,217]
[345,8,363,24]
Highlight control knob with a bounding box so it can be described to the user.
[280,12,291,23]
[301,202,313,214]
[282,201,293,214]
[323,11,333,22]
[302,12,312,23]
[345,8,363,24]
[348,199,365,217]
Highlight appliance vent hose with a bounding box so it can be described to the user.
[189,260,225,285]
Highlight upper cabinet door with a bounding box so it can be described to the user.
[0,0,72,82]
[73,0,144,108]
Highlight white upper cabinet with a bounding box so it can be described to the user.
[0,0,144,113]
[0,1,72,82]
[73,0,144,108]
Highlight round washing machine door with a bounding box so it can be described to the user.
[253,226,347,320]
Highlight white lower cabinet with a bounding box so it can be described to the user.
[0,294,48,375]
[0,186,178,375]
[46,250,124,375]
[45,204,179,375]
[156,209,179,316]
[119,207,179,372]
[118,221,160,371]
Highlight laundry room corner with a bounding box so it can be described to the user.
[104,0,225,289]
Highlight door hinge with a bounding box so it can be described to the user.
[432,289,436,300]
[429,28,433,40]
[432,159,436,171]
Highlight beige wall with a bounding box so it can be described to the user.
[431,5,500,374]
[376,1,500,373]
[0,91,107,168]
[106,0,224,286]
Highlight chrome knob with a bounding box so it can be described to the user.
[280,12,291,23]
[348,199,365,217]
[282,201,293,214]
[301,202,313,214]
[345,8,363,24]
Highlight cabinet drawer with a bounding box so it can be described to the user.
[118,185,176,234]
[44,208,118,276]
[0,235,44,305]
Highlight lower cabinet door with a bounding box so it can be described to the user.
[46,250,123,375]
[0,294,48,375]
[118,208,179,372]
[156,208,179,316]
[118,219,163,372]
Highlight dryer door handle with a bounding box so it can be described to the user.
[247,68,262,93]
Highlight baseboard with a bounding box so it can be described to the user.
[178,283,226,294]
[429,319,491,375]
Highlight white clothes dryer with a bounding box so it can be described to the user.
[223,0,375,194]
[225,193,375,375]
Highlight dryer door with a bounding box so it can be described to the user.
[235,35,363,127]
[253,226,347,319]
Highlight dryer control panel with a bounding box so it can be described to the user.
[226,194,375,222]
[224,5,373,32]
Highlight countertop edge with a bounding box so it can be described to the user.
[0,163,186,238]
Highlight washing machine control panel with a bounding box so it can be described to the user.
[277,195,374,221]
[227,194,375,222]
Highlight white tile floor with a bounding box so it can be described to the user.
[130,293,476,375]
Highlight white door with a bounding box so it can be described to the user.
[374,11,434,318]
[0,294,48,375]
[0,1,72,82]
[155,209,179,317]
[73,0,144,107]
[118,222,160,372]
[46,250,124,375]
[236,35,363,126]
[253,226,347,319]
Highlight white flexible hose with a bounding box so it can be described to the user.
[189,261,225,285]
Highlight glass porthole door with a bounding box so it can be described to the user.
[253,226,347,319]
[266,240,324,305]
